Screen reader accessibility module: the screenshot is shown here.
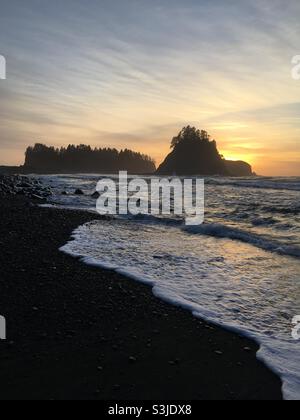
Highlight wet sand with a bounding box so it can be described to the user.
[0,196,282,400]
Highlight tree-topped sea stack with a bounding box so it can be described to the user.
[157,126,253,176]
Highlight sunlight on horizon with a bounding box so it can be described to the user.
[0,0,299,176]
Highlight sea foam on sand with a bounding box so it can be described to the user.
[61,219,300,400]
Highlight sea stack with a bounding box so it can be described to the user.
[157,126,253,177]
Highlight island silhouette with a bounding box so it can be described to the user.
[157,126,253,176]
[0,126,253,176]
[23,144,156,174]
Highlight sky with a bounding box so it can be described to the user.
[0,0,299,175]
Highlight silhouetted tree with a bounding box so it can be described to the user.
[170,126,212,149]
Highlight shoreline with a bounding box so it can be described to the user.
[0,196,282,400]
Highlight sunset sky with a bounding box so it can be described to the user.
[0,0,299,175]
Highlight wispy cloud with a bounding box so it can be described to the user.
[0,0,299,174]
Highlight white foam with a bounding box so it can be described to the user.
[39,174,300,256]
[184,223,300,258]
[60,219,300,400]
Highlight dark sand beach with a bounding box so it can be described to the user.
[0,196,282,400]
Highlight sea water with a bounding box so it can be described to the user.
[39,174,300,400]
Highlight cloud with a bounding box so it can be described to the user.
[0,0,299,174]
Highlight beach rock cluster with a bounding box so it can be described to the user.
[75,189,84,195]
[61,190,100,198]
[0,175,52,200]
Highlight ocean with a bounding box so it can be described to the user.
[38,174,300,400]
